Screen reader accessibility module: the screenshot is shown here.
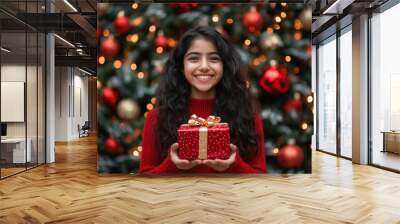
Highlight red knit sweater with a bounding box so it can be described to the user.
[139,98,266,174]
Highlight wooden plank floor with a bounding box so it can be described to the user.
[1,135,400,224]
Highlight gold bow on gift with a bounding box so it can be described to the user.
[187,114,221,127]
[186,114,221,159]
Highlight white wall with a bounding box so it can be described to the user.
[54,67,89,141]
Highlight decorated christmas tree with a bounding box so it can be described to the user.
[97,3,313,173]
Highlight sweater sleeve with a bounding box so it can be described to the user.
[224,113,267,173]
[139,109,180,174]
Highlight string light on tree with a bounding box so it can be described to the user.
[244,39,251,46]
[130,63,137,71]
[132,16,143,26]
[98,56,105,64]
[212,14,219,23]
[307,95,314,103]
[149,25,156,33]
[301,122,308,130]
[226,18,234,24]
[113,60,122,69]
[137,72,145,79]
[132,3,139,9]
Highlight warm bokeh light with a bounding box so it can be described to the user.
[244,39,251,46]
[138,72,145,79]
[212,14,219,22]
[168,38,177,48]
[132,17,142,26]
[130,63,137,71]
[130,34,139,43]
[149,25,156,33]
[113,60,122,69]
[156,47,163,54]
[307,95,314,103]
[294,31,302,40]
[132,3,139,9]
[98,56,105,64]
[103,29,110,37]
[294,19,303,30]
[301,123,308,130]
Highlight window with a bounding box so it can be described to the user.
[339,27,352,158]
[371,3,400,171]
[317,35,337,154]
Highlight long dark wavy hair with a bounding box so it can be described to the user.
[156,26,259,161]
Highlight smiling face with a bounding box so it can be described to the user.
[183,38,223,99]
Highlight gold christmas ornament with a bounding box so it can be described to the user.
[261,32,283,49]
[117,99,140,121]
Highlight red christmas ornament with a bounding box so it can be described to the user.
[243,8,263,33]
[113,15,131,34]
[102,87,119,107]
[277,144,304,169]
[105,137,120,154]
[100,37,119,58]
[155,35,168,48]
[259,65,290,95]
[282,99,302,113]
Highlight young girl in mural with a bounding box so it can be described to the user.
[139,26,266,173]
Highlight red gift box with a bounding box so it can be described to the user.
[177,115,231,160]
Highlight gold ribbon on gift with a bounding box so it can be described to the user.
[187,114,221,159]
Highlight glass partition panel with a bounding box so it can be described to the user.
[1,28,27,178]
[317,35,337,154]
[371,3,400,171]
[339,28,352,158]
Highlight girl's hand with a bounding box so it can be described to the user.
[202,144,237,172]
[170,143,202,170]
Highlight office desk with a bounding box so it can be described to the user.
[381,131,400,154]
[1,138,31,163]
